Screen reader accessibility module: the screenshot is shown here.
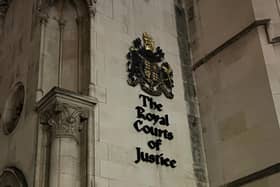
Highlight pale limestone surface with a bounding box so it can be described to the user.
[253,0,280,130]
[192,0,280,186]
[190,0,255,62]
[93,0,197,186]
[0,0,199,187]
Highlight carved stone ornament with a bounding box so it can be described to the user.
[38,0,97,17]
[0,0,11,17]
[0,167,28,187]
[127,33,174,99]
[40,102,88,143]
[87,0,97,16]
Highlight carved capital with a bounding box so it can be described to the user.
[41,102,88,143]
[37,10,49,25]
[88,5,96,17]
[86,0,97,17]
[37,87,96,142]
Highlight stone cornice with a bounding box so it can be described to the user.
[192,19,275,71]
[39,0,97,17]
[37,87,97,111]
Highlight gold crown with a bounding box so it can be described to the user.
[142,32,155,52]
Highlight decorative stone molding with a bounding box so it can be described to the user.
[36,87,96,187]
[37,87,96,142]
[192,19,280,71]
[88,0,97,17]
[37,10,49,24]
[40,102,88,143]
[37,0,97,17]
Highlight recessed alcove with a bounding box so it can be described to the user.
[39,0,91,95]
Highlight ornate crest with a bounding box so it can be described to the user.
[127,33,174,99]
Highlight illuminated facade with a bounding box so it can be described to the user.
[0,0,279,187]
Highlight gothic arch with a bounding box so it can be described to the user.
[38,0,96,17]
[37,0,93,96]
[0,167,28,187]
[46,0,88,16]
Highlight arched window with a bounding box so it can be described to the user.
[0,167,28,187]
[40,0,90,94]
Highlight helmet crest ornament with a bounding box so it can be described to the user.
[127,33,174,99]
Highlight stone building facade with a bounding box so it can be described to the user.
[191,0,280,186]
[0,0,279,187]
[0,0,208,187]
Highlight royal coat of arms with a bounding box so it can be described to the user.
[127,33,174,99]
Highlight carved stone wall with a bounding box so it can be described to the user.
[0,0,210,187]
[35,87,96,187]
[35,0,95,99]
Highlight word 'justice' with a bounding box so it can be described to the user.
[132,94,177,168]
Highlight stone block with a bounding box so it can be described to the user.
[99,125,139,149]
[59,138,80,158]
[96,142,109,161]
[59,173,77,187]
[95,160,102,176]
[112,0,130,27]
[95,176,109,187]
[60,155,79,176]
[108,179,151,187]
[100,160,125,180]
[97,0,113,18]
[161,10,177,36]
[158,31,180,55]
[100,160,159,186]
[95,13,127,35]
[108,144,132,164]
[91,85,107,103]
[218,112,247,141]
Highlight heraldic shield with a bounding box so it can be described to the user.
[127,33,174,99]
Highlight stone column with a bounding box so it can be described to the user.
[36,12,49,101]
[45,102,86,187]
[37,87,96,187]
